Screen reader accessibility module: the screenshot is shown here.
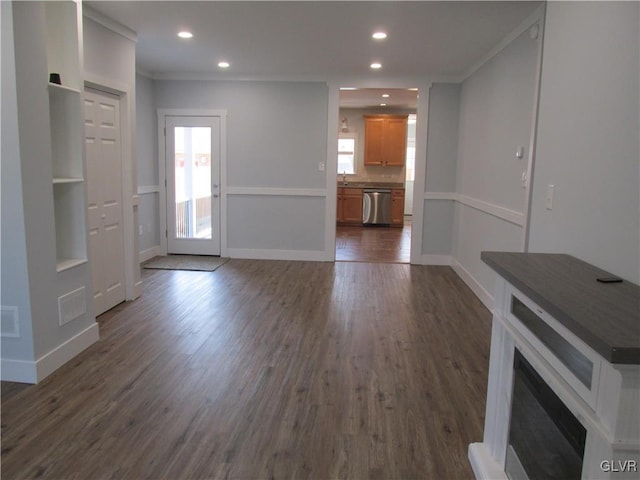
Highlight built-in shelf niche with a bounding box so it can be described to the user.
[44,1,81,91]
[53,182,87,272]
[45,0,87,272]
[49,84,84,181]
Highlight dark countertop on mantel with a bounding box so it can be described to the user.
[482,252,640,365]
[337,182,405,189]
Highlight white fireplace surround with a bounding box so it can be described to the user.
[469,277,640,480]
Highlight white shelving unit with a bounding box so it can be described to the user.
[44,1,87,273]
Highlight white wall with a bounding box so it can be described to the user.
[527,2,640,283]
[452,22,541,303]
[154,80,329,259]
[422,83,460,260]
[1,1,36,363]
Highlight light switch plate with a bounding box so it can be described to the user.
[318,161,325,172]
[545,184,554,210]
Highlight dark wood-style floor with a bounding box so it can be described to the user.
[336,221,411,263]
[1,260,491,479]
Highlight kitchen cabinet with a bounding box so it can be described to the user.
[337,187,363,225]
[391,189,405,227]
[364,115,408,167]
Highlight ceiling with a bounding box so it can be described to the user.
[85,1,541,108]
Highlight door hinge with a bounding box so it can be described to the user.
[165,229,168,238]
[164,127,166,137]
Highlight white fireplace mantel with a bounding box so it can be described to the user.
[469,252,640,480]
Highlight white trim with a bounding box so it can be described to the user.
[226,187,326,197]
[325,82,340,262]
[424,192,457,201]
[82,5,137,43]
[134,280,143,299]
[139,245,160,264]
[137,185,160,195]
[420,255,452,266]
[457,195,525,227]
[522,4,547,252]
[459,4,546,83]
[424,191,524,226]
[468,443,508,480]
[227,248,326,262]
[31,322,99,383]
[409,81,432,265]
[451,259,493,311]
[84,81,138,302]
[1,358,37,384]
[157,109,228,257]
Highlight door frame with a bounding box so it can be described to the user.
[325,78,432,264]
[85,74,139,301]
[157,109,228,257]
[84,86,126,315]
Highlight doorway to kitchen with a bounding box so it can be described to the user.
[335,88,417,263]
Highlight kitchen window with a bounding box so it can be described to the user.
[338,134,357,175]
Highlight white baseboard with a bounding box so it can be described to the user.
[139,245,160,264]
[451,259,494,311]
[1,322,99,384]
[1,358,38,384]
[134,280,143,300]
[35,322,100,382]
[227,248,326,262]
[420,254,452,266]
[468,443,508,480]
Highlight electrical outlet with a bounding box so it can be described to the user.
[318,161,325,172]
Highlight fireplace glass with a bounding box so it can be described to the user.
[506,349,586,480]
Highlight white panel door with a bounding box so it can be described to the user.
[165,116,221,255]
[85,88,125,316]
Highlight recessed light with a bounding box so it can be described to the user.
[218,61,230,68]
[408,88,418,91]
[340,87,358,91]
[380,103,387,106]
[382,94,390,98]
[370,62,382,70]
[372,31,387,40]
[178,31,193,39]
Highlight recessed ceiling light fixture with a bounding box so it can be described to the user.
[218,61,230,68]
[382,94,390,98]
[177,31,193,39]
[380,103,387,106]
[370,62,382,70]
[340,87,358,91]
[372,31,387,40]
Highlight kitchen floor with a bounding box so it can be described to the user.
[336,217,411,263]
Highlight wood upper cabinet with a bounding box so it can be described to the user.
[364,115,408,167]
[391,189,405,227]
[337,187,363,225]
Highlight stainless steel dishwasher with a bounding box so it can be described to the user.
[362,189,392,225]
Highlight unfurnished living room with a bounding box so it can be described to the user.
[2,1,639,479]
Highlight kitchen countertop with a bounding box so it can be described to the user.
[481,252,640,364]
[337,182,405,189]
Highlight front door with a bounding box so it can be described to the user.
[85,88,125,315]
[165,116,221,255]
